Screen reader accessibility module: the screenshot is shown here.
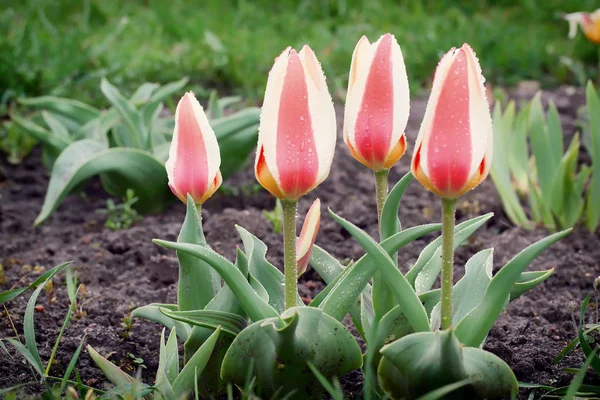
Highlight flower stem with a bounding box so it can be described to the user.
[374,170,389,224]
[281,199,298,309]
[441,197,457,330]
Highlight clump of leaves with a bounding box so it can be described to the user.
[96,189,142,230]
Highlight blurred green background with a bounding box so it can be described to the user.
[1,0,599,109]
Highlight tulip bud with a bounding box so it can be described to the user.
[411,44,493,199]
[255,46,337,201]
[343,33,410,171]
[166,92,222,204]
[297,199,321,276]
[564,10,600,44]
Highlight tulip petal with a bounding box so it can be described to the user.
[166,92,221,204]
[297,199,321,276]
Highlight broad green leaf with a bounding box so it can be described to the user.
[141,77,189,125]
[585,81,600,232]
[156,328,179,392]
[221,307,361,400]
[462,347,518,398]
[547,101,564,158]
[172,327,221,397]
[160,308,247,336]
[510,269,554,300]
[5,339,45,377]
[207,90,224,120]
[510,103,530,194]
[380,172,413,239]
[153,239,278,321]
[10,113,70,152]
[87,345,134,387]
[35,139,170,225]
[178,198,221,311]
[131,82,160,103]
[316,223,440,324]
[0,262,70,304]
[18,96,100,124]
[430,249,494,330]
[329,210,430,333]
[237,226,303,312]
[415,379,474,400]
[455,229,571,347]
[412,214,494,293]
[42,111,71,142]
[131,303,190,341]
[100,78,148,149]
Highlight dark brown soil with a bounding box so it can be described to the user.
[1,86,599,399]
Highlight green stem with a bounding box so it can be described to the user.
[441,197,457,330]
[281,200,298,309]
[374,170,389,225]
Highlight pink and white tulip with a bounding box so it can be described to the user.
[255,46,337,201]
[343,33,410,171]
[166,92,222,204]
[411,44,493,199]
[564,9,600,44]
[296,199,321,276]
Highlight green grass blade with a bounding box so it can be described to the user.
[564,347,599,400]
[59,335,86,393]
[0,262,70,304]
[415,378,474,400]
[87,345,134,387]
[5,338,44,377]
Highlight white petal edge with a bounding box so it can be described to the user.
[389,34,410,159]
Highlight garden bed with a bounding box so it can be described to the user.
[1,86,599,399]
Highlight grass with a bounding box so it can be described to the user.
[1,0,600,110]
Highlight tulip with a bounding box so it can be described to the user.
[166,92,222,205]
[411,44,493,200]
[255,45,336,309]
[254,46,337,202]
[412,44,493,331]
[296,199,321,277]
[564,9,600,44]
[343,33,410,173]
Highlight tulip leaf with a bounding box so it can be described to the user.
[380,171,413,240]
[172,326,221,397]
[87,345,134,387]
[378,330,517,400]
[131,303,190,341]
[236,225,303,312]
[430,249,493,330]
[510,269,553,301]
[0,262,70,304]
[10,112,70,153]
[35,139,170,225]
[152,240,278,321]
[156,328,179,393]
[328,210,430,333]
[316,223,440,325]
[18,96,101,124]
[178,197,221,311]
[455,229,570,347]
[407,213,493,291]
[160,308,247,336]
[221,307,362,400]
[585,81,600,232]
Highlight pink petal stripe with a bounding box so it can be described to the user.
[354,34,394,167]
[170,94,209,201]
[427,49,472,195]
[275,50,318,198]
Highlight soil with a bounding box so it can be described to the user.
[1,85,599,399]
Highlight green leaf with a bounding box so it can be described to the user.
[42,111,71,142]
[307,362,344,400]
[207,91,224,120]
[221,307,362,400]
[462,347,518,398]
[131,83,160,103]
[409,213,493,292]
[100,78,148,149]
[87,345,134,387]
[177,198,221,311]
[10,113,70,152]
[455,229,571,347]
[35,139,170,225]
[316,223,440,323]
[0,262,70,304]
[172,326,221,397]
[59,335,86,393]
[160,308,247,336]
[156,328,179,394]
[585,81,600,232]
[237,225,303,312]
[131,303,190,341]
[565,347,599,400]
[153,239,278,321]
[5,338,44,377]
[329,210,430,333]
[415,379,475,400]
[380,172,413,239]
[510,269,554,301]
[141,77,189,125]
[18,96,100,124]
